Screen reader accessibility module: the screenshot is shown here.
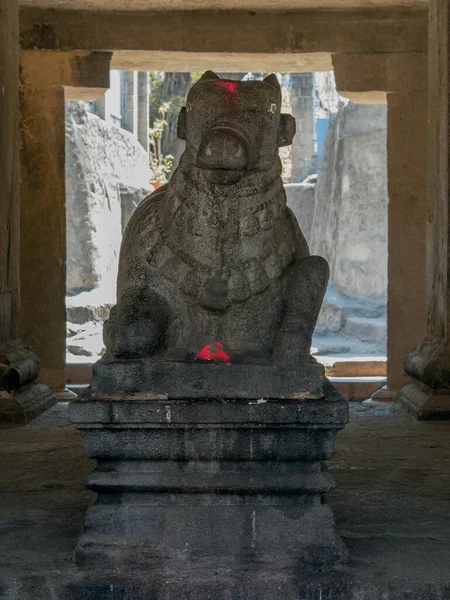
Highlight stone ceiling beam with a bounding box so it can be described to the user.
[332,52,427,103]
[20,8,427,72]
[20,50,111,100]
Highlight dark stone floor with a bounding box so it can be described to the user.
[1,401,450,599]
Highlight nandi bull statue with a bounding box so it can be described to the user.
[102,71,328,382]
[70,72,348,572]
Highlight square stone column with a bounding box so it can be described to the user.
[19,51,111,396]
[384,91,427,396]
[137,71,150,153]
[0,0,55,424]
[333,53,428,402]
[122,70,138,136]
[291,73,316,182]
[398,0,450,418]
[20,84,67,393]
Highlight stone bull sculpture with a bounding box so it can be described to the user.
[71,74,348,570]
[104,71,328,365]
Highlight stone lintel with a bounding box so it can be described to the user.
[20,8,427,62]
[111,50,333,73]
[20,50,111,100]
[333,52,427,103]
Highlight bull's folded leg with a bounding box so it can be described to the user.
[105,287,169,359]
[273,255,329,365]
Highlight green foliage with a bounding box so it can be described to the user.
[149,101,173,184]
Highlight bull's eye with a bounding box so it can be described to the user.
[269,103,277,114]
[186,102,193,112]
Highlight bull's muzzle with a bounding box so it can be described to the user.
[197,126,249,171]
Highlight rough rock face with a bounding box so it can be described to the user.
[65,101,153,300]
[310,101,388,302]
[102,71,329,368]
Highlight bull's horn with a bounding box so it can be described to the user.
[198,71,220,82]
[263,73,281,92]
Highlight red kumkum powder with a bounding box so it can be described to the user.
[195,342,231,362]
[212,80,239,108]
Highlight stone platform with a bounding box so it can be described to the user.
[90,357,328,399]
[2,401,450,598]
[69,385,348,569]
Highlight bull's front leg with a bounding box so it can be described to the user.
[273,256,329,366]
[103,286,169,359]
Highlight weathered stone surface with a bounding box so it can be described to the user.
[19,8,428,62]
[0,345,55,424]
[395,0,448,417]
[0,1,55,423]
[102,72,327,375]
[20,84,67,391]
[71,72,348,572]
[69,385,348,569]
[90,358,328,399]
[310,101,387,303]
[65,101,152,299]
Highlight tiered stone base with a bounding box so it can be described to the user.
[0,382,56,425]
[398,380,450,419]
[69,380,348,570]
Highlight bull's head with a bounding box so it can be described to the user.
[177,71,296,185]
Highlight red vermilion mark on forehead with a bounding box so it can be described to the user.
[212,80,239,108]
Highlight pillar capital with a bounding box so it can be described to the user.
[20,50,111,100]
[333,52,427,103]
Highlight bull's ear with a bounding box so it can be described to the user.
[177,106,186,140]
[279,113,296,147]
[198,70,220,82]
[263,73,281,93]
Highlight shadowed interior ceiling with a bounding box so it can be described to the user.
[19,0,427,10]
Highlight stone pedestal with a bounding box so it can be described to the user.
[70,72,349,573]
[69,378,348,570]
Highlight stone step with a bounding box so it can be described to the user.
[343,316,387,343]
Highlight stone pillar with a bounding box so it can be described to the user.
[384,92,427,396]
[0,0,55,423]
[122,71,138,136]
[19,51,111,396]
[95,92,107,120]
[20,85,68,393]
[290,73,315,182]
[333,53,428,401]
[398,0,450,418]
[137,71,150,153]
